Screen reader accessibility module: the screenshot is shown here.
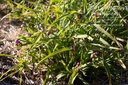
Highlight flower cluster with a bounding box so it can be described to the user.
[15,39,19,45]
[51,12,56,19]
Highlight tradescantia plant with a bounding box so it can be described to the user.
[1,0,128,85]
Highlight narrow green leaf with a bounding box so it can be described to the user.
[109,47,120,50]
[7,1,14,11]
[102,56,112,85]
[29,32,42,50]
[0,63,21,82]
[78,76,89,85]
[68,70,78,85]
[82,0,88,13]
[34,32,42,44]
[47,11,76,31]
[14,2,34,12]
[60,60,70,72]
[74,34,88,38]
[47,13,69,30]
[52,5,62,13]
[19,67,23,85]
[117,53,127,69]
[102,0,107,3]
[56,73,65,81]
[42,72,49,85]
[91,43,105,48]
[51,0,61,4]
[126,41,128,50]
[74,34,93,41]
[94,24,123,48]
[94,24,113,40]
[100,37,110,46]
[36,47,70,69]
[101,0,113,11]
[118,59,127,69]
[70,10,77,15]
[0,54,15,58]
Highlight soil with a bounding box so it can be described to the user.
[0,4,35,85]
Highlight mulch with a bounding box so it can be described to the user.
[0,8,35,84]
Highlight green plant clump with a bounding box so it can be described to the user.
[1,0,128,85]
